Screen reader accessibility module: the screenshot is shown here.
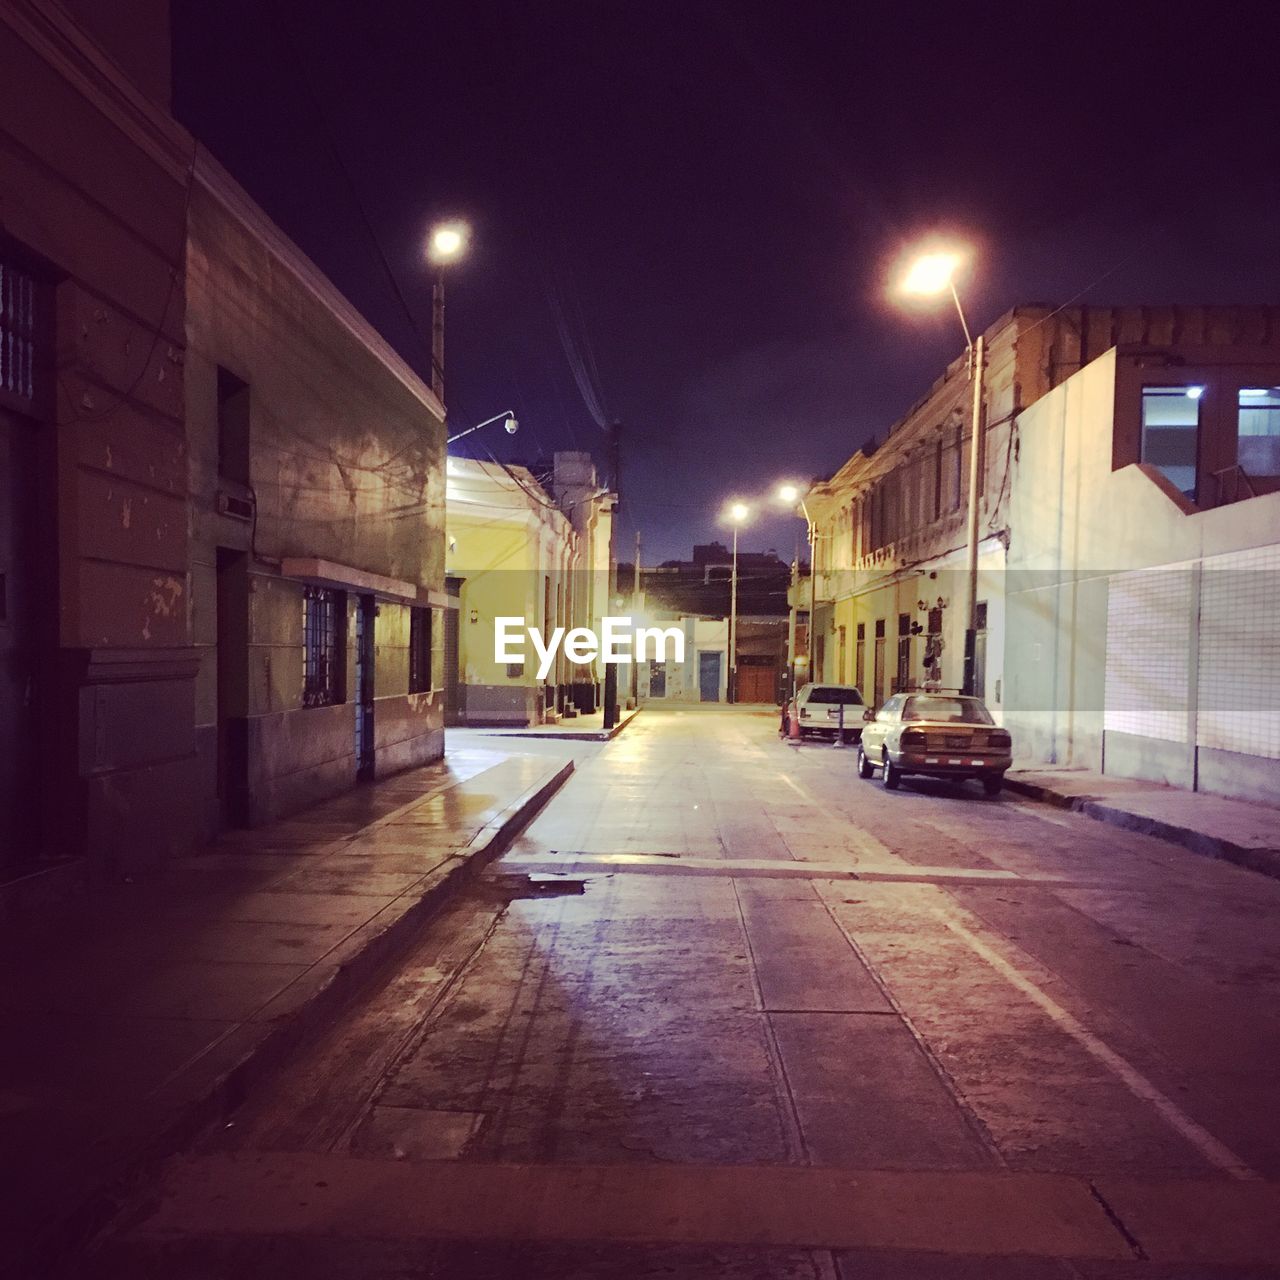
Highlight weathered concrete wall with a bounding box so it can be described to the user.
[0,5,196,871]
[1004,345,1280,803]
[186,167,445,831]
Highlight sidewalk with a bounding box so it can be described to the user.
[478,705,640,742]
[0,744,572,1274]
[1004,766,1280,880]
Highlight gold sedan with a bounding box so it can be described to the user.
[857,693,1012,796]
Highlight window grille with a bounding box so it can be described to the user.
[409,606,432,693]
[0,259,37,407]
[303,586,341,707]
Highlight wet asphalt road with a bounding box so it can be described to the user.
[85,706,1280,1278]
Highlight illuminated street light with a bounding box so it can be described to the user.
[777,483,799,504]
[427,220,470,265]
[897,243,983,695]
[426,219,472,402]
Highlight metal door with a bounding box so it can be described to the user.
[649,660,666,698]
[354,595,375,780]
[698,650,722,702]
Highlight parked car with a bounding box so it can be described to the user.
[857,692,1012,795]
[784,683,866,740]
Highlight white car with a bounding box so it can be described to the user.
[785,683,866,741]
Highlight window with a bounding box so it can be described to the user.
[217,367,251,486]
[855,622,866,692]
[303,586,342,707]
[1141,386,1202,499]
[1238,387,1280,478]
[903,695,994,724]
[895,612,911,693]
[409,606,432,693]
[808,685,863,705]
[0,257,38,412]
[873,619,886,706]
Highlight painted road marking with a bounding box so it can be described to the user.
[935,909,1259,1181]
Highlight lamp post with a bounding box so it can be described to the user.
[727,502,750,703]
[777,483,816,692]
[899,250,985,697]
[426,220,470,403]
[446,410,519,446]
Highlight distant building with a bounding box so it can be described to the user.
[798,304,1280,803]
[625,543,790,704]
[445,452,614,726]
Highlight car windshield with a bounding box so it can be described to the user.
[808,686,863,705]
[902,695,993,724]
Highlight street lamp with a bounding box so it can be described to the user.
[776,483,816,694]
[446,410,519,445]
[726,501,750,703]
[898,246,985,697]
[426,219,471,403]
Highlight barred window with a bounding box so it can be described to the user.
[0,258,37,409]
[303,586,342,707]
[409,606,432,693]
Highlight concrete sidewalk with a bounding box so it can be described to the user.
[0,745,572,1274]
[478,705,640,742]
[1005,765,1280,880]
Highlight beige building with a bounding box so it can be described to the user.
[798,305,1280,803]
[187,150,448,832]
[445,452,614,725]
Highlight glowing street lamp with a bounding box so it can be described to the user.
[725,501,751,703]
[897,244,985,696]
[426,219,472,402]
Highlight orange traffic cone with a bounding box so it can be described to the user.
[788,709,801,741]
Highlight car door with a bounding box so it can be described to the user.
[862,694,899,756]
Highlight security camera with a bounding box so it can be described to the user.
[504,415,519,435]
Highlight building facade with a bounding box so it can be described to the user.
[445,452,614,726]
[0,0,448,877]
[798,304,1280,803]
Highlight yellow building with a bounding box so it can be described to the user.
[445,453,614,726]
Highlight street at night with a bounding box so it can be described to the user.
[75,707,1280,1276]
[4,0,1280,1275]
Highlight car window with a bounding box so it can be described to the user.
[875,695,901,723]
[902,695,994,724]
[809,686,863,705]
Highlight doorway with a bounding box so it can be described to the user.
[354,594,375,780]
[0,407,37,871]
[215,548,249,828]
[698,650,722,702]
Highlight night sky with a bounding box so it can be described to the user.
[173,1,1280,562]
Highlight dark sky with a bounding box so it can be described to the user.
[173,0,1280,562]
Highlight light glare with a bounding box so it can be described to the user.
[901,252,961,297]
[428,220,470,265]
[778,483,799,503]
[729,501,750,522]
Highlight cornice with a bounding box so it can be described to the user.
[193,145,446,426]
[2,0,192,181]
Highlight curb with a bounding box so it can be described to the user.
[29,759,575,1278]
[487,707,641,743]
[1003,776,1280,883]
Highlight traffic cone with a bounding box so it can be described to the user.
[788,710,801,741]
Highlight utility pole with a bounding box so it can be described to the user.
[430,272,445,402]
[602,422,622,729]
[961,333,986,697]
[629,529,641,708]
[729,520,740,704]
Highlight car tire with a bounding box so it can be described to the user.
[857,747,874,779]
[883,757,901,790]
[982,774,1003,797]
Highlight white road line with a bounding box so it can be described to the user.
[936,909,1258,1181]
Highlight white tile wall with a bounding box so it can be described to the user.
[1197,543,1280,760]
[1104,566,1192,743]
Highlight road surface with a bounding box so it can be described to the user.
[85,705,1280,1278]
